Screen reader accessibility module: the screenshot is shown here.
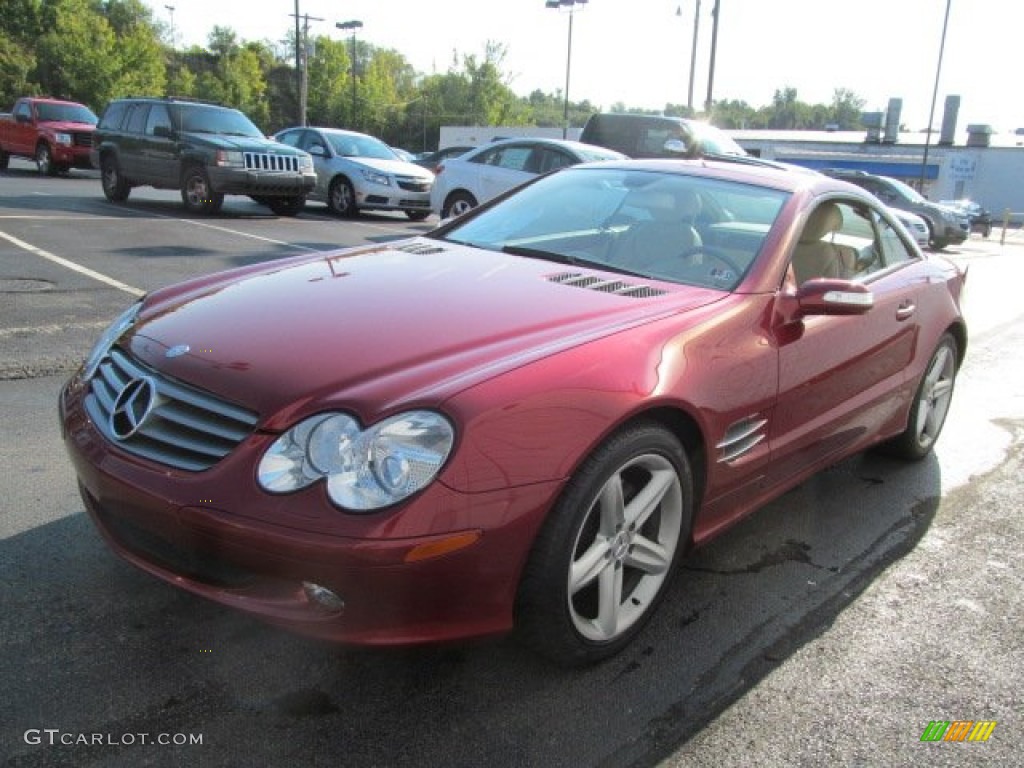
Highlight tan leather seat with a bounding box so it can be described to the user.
[792,203,848,283]
[611,188,702,269]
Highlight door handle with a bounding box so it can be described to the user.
[896,301,916,321]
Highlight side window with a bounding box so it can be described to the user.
[300,132,327,154]
[791,201,875,284]
[125,104,149,135]
[532,148,574,174]
[470,148,497,165]
[875,212,914,268]
[99,102,127,130]
[14,102,32,120]
[493,146,532,171]
[145,104,172,136]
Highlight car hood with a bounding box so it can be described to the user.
[336,156,433,180]
[40,120,96,132]
[180,132,300,153]
[128,239,724,429]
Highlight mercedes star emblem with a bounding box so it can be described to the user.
[110,377,157,439]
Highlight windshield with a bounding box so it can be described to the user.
[35,103,98,125]
[436,167,789,291]
[326,132,398,160]
[688,121,746,156]
[176,105,263,137]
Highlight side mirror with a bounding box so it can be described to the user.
[797,278,873,316]
[307,145,327,157]
[663,138,692,156]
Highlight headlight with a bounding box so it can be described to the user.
[359,169,390,186]
[299,154,314,172]
[257,410,454,511]
[215,150,245,167]
[55,132,73,146]
[81,302,142,380]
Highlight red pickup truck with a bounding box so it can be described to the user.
[0,97,98,175]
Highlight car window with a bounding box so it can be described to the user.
[176,105,263,137]
[145,104,172,136]
[300,132,329,154]
[14,102,31,120]
[125,104,149,135]
[326,133,396,160]
[491,146,532,171]
[99,102,128,130]
[35,102,98,124]
[276,129,302,148]
[875,212,915,268]
[531,147,575,175]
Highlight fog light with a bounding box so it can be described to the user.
[302,581,345,611]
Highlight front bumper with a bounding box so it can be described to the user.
[209,167,317,197]
[356,180,432,212]
[60,375,558,646]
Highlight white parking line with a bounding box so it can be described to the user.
[0,229,145,297]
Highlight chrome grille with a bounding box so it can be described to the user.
[396,177,431,192]
[243,152,300,172]
[84,346,259,472]
[547,272,666,299]
[74,132,93,148]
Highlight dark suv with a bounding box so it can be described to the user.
[822,169,968,250]
[91,98,316,215]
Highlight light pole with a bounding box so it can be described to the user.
[705,0,720,116]
[919,0,953,192]
[337,20,363,130]
[676,3,700,113]
[164,4,175,48]
[545,0,588,140]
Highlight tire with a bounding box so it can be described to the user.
[327,177,357,216]
[981,222,991,238]
[100,155,131,202]
[516,422,693,665]
[405,209,430,222]
[181,165,223,214]
[0,150,9,170]
[35,142,57,176]
[882,333,958,460]
[266,196,306,217]
[441,191,477,219]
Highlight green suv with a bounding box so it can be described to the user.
[91,98,316,215]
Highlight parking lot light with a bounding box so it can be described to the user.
[545,0,589,140]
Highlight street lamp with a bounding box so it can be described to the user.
[705,0,721,116]
[919,0,953,192]
[545,0,588,140]
[164,4,175,49]
[337,20,363,130]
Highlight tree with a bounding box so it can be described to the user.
[0,34,37,107]
[831,87,866,130]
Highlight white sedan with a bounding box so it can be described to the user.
[430,137,625,218]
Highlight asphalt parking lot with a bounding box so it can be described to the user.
[1,161,1021,767]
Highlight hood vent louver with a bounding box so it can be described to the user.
[547,272,666,299]
[394,241,447,255]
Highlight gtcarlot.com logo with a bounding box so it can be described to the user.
[24,729,203,747]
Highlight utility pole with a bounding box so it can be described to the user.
[289,10,324,126]
[705,0,720,117]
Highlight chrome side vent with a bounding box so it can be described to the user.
[547,272,666,299]
[395,241,446,255]
[716,416,768,463]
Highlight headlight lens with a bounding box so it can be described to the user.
[257,410,454,511]
[81,302,141,380]
[360,169,390,186]
[215,150,245,167]
[299,154,314,172]
[55,132,72,146]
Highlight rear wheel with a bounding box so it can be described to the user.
[327,177,357,216]
[266,196,306,216]
[883,333,958,460]
[35,142,57,176]
[181,165,223,214]
[100,155,130,202]
[441,191,476,219]
[516,422,692,665]
[0,149,10,170]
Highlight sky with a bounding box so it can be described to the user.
[144,0,1023,136]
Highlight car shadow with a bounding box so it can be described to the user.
[1,449,940,767]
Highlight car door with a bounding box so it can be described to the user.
[118,103,150,182]
[12,100,35,155]
[141,103,176,186]
[769,199,926,482]
[298,130,334,199]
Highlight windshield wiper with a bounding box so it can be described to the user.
[500,245,646,278]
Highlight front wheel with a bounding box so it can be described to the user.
[181,166,223,214]
[882,333,958,460]
[327,177,357,216]
[266,196,306,217]
[0,149,11,170]
[516,422,692,665]
[100,156,130,202]
[35,143,57,176]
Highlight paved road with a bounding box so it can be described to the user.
[0,165,1020,767]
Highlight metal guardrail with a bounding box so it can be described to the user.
[1000,209,1024,245]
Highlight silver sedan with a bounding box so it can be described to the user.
[274,127,434,221]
